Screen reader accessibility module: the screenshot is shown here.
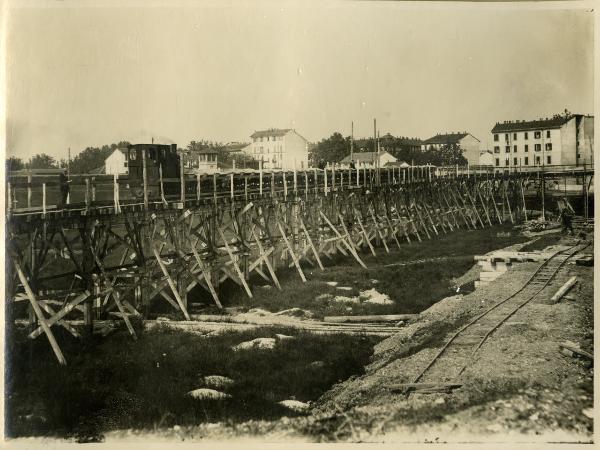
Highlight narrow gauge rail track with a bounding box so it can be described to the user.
[404,241,590,393]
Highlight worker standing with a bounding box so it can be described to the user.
[559,198,575,235]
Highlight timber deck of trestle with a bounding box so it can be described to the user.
[5,164,594,364]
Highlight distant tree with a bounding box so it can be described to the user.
[6,156,24,172]
[27,153,58,169]
[422,144,467,166]
[69,141,130,173]
[310,132,351,166]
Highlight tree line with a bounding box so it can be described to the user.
[5,140,258,174]
[6,132,467,174]
[310,132,467,167]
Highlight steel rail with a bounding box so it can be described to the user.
[411,240,587,385]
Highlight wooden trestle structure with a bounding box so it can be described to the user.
[5,163,593,364]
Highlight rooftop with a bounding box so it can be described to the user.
[491,115,575,133]
[422,132,475,145]
[250,128,292,139]
[340,151,395,163]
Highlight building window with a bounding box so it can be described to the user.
[535,156,541,165]
[547,155,552,164]
[129,150,137,160]
[505,146,510,153]
[513,145,517,152]
[524,157,529,166]
[524,145,529,152]
[545,143,552,151]
[524,132,528,140]
[546,130,551,138]
[505,133,509,142]
[494,134,499,142]
[495,158,500,167]
[513,133,517,140]
[534,131,541,139]
[124,161,128,167]
[534,144,541,152]
[513,157,518,166]
[494,146,500,153]
[504,158,510,166]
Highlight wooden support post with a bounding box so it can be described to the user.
[7,182,12,215]
[324,166,328,196]
[213,173,217,205]
[27,173,32,208]
[142,148,149,208]
[283,171,288,200]
[277,221,306,281]
[180,153,186,203]
[159,164,167,205]
[113,173,120,213]
[230,173,234,200]
[196,172,201,201]
[42,183,47,217]
[521,180,528,222]
[259,160,263,196]
[85,178,90,209]
[91,177,96,202]
[504,185,514,224]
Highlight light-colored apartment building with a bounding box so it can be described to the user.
[421,132,481,166]
[490,114,594,168]
[245,128,309,170]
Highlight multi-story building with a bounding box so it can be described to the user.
[245,128,309,169]
[490,114,594,168]
[421,132,481,165]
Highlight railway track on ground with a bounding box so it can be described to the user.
[399,240,590,394]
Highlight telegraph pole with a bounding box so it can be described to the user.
[350,121,354,161]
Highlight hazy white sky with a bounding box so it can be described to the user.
[6,1,594,160]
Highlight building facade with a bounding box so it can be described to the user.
[340,151,397,168]
[105,148,129,175]
[245,128,309,169]
[421,132,481,166]
[490,114,594,169]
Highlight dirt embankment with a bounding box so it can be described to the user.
[309,237,594,442]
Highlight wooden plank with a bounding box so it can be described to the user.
[13,259,67,365]
[324,314,419,323]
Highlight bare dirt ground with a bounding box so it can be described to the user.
[98,233,593,443]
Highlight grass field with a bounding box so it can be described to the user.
[5,326,380,440]
[185,224,531,317]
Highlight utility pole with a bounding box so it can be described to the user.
[350,121,354,161]
[67,147,71,178]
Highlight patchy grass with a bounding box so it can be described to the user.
[5,325,380,440]
[190,224,530,317]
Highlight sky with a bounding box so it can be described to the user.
[5,1,595,161]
